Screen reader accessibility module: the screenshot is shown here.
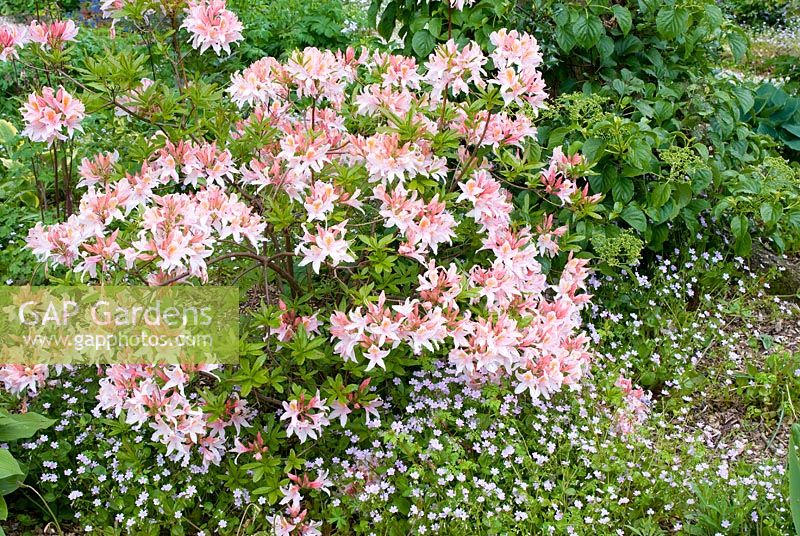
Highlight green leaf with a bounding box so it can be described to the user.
[0,495,6,521]
[17,191,40,209]
[611,5,632,35]
[789,424,800,536]
[656,7,689,39]
[580,137,605,162]
[731,215,752,256]
[650,182,672,208]
[0,451,22,480]
[0,120,17,146]
[727,30,748,63]
[411,30,436,57]
[573,14,603,48]
[760,202,781,226]
[366,0,381,26]
[783,123,800,138]
[621,205,647,232]
[672,183,692,209]
[596,35,614,59]
[626,138,652,169]
[784,138,800,151]
[732,86,755,112]
[0,411,55,442]
[612,177,634,204]
[704,4,724,27]
[377,2,396,41]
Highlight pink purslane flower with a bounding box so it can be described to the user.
[21,86,85,144]
[28,20,78,49]
[0,24,28,61]
[181,0,243,56]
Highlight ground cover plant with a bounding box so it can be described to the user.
[0,0,799,534]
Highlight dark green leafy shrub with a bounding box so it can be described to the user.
[744,82,800,152]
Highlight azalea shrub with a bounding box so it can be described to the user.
[0,1,616,531]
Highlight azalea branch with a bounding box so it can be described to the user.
[158,251,302,295]
[19,60,182,131]
[452,109,493,187]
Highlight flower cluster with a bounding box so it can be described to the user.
[20,86,85,144]
[280,391,330,443]
[181,0,244,56]
[28,19,78,50]
[0,364,49,396]
[27,141,265,283]
[0,23,28,62]
[96,364,252,466]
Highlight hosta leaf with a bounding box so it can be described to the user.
[0,451,22,480]
[789,424,800,535]
[0,411,55,442]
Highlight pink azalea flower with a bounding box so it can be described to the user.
[77,150,119,188]
[0,365,49,396]
[28,20,78,49]
[295,221,355,273]
[280,391,330,443]
[0,24,28,61]
[181,0,243,56]
[20,86,85,144]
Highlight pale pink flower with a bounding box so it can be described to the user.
[182,0,244,56]
[0,365,49,396]
[364,345,390,371]
[424,39,487,102]
[98,0,130,18]
[28,20,78,49]
[296,221,355,273]
[78,150,119,188]
[228,57,286,107]
[182,142,238,188]
[21,86,85,144]
[280,391,330,443]
[0,24,28,61]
